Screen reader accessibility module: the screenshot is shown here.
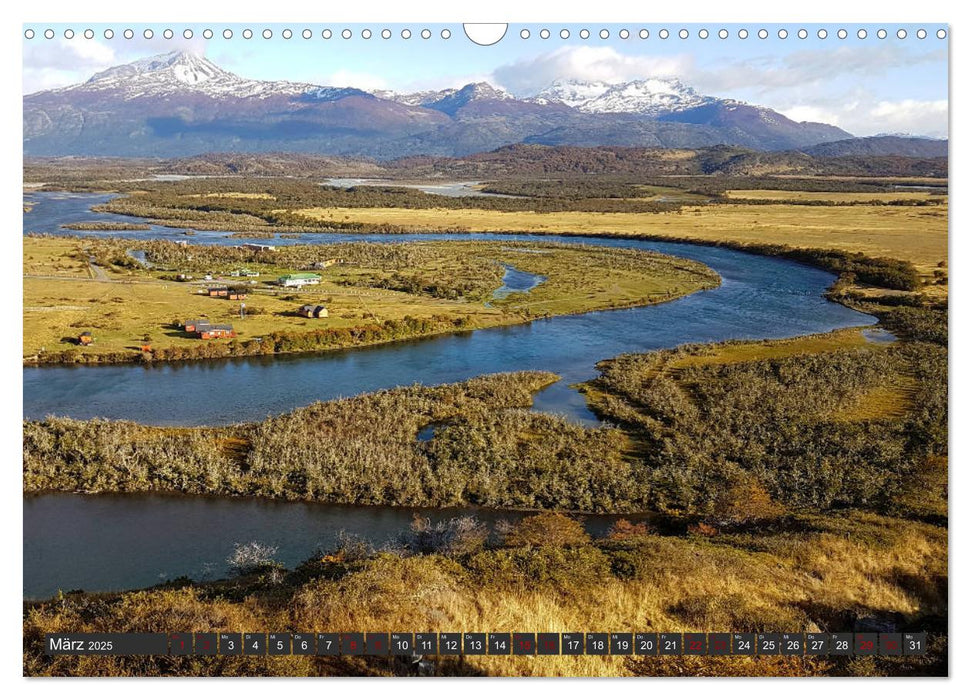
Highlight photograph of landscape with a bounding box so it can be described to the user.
[22,22,948,677]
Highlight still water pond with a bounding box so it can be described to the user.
[492,263,546,300]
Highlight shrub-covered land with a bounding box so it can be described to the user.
[24,145,948,186]
[23,510,946,677]
[24,372,635,512]
[23,371,639,511]
[60,221,153,231]
[581,337,946,521]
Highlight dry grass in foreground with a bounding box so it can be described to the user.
[23,511,946,677]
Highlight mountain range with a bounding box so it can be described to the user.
[23,51,942,160]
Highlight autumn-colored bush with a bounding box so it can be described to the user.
[710,477,786,526]
[502,513,591,548]
[688,522,719,537]
[605,519,653,540]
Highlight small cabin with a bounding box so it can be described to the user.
[279,273,322,288]
[197,324,236,340]
[298,304,329,319]
[78,331,93,346]
[207,286,229,298]
[228,290,247,300]
[183,319,209,333]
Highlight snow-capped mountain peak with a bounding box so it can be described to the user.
[64,51,319,101]
[375,81,513,106]
[532,77,715,116]
[530,79,617,108]
[86,51,231,87]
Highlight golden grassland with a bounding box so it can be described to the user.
[23,510,946,677]
[632,184,711,203]
[22,239,499,357]
[655,327,874,371]
[22,236,715,361]
[760,175,947,184]
[572,328,873,404]
[291,201,948,276]
[832,382,917,423]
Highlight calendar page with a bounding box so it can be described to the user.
[21,21,948,679]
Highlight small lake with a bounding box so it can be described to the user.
[492,263,546,300]
[23,493,625,599]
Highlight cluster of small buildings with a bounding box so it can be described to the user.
[204,286,248,300]
[183,319,236,339]
[230,268,260,278]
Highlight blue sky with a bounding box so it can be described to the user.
[23,23,948,137]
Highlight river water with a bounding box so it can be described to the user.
[23,191,877,598]
[23,493,625,599]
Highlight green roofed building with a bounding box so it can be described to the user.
[278,272,322,288]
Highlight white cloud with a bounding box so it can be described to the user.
[491,46,693,95]
[489,44,944,100]
[692,46,945,96]
[23,39,116,93]
[867,99,949,137]
[779,98,948,138]
[779,105,845,126]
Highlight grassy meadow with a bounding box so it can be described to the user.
[290,202,947,277]
[723,189,945,203]
[23,236,717,363]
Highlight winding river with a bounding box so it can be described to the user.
[23,191,876,598]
